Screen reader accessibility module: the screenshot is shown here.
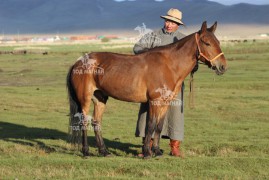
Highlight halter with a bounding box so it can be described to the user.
[195,33,223,66]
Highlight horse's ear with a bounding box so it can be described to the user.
[208,21,217,33]
[200,21,207,34]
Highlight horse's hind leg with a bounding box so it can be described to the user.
[79,95,93,156]
[74,82,93,156]
[92,90,110,156]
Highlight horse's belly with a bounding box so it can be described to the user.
[98,76,148,103]
[101,85,148,103]
[111,94,147,103]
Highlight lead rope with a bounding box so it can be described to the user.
[189,72,195,109]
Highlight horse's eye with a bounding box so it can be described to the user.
[201,39,210,46]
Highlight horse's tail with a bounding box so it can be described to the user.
[66,65,81,146]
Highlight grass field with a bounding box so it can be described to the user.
[0,40,269,179]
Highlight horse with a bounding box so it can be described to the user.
[66,21,227,158]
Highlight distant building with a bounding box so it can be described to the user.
[70,36,97,40]
[260,34,268,37]
[97,35,118,39]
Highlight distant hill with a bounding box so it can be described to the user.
[0,0,268,34]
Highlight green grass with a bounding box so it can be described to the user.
[0,40,269,179]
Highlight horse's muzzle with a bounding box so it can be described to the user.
[213,64,227,75]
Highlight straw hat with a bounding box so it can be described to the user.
[160,8,184,25]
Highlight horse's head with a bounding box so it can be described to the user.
[196,21,228,75]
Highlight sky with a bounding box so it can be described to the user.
[115,0,269,5]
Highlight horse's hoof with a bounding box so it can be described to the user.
[82,147,90,156]
[99,149,112,157]
[154,154,163,159]
[154,153,163,157]
[104,153,112,157]
[83,155,90,159]
[152,147,163,157]
[143,151,152,159]
[102,151,112,157]
[155,150,163,156]
[83,152,91,157]
[143,155,152,160]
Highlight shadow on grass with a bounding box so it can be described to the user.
[0,121,140,156]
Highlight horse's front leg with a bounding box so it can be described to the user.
[143,102,168,159]
[143,114,156,159]
[152,103,169,157]
[152,117,165,157]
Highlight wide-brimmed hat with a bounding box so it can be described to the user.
[160,8,184,25]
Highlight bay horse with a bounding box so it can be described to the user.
[66,21,227,158]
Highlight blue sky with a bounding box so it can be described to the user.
[115,0,269,5]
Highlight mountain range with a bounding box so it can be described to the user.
[0,0,268,34]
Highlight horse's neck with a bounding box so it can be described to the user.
[167,33,197,93]
[176,33,197,70]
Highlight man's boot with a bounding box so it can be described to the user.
[169,139,182,157]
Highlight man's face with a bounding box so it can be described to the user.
[164,20,179,33]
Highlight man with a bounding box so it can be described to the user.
[133,8,186,157]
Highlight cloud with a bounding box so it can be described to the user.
[208,0,269,5]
